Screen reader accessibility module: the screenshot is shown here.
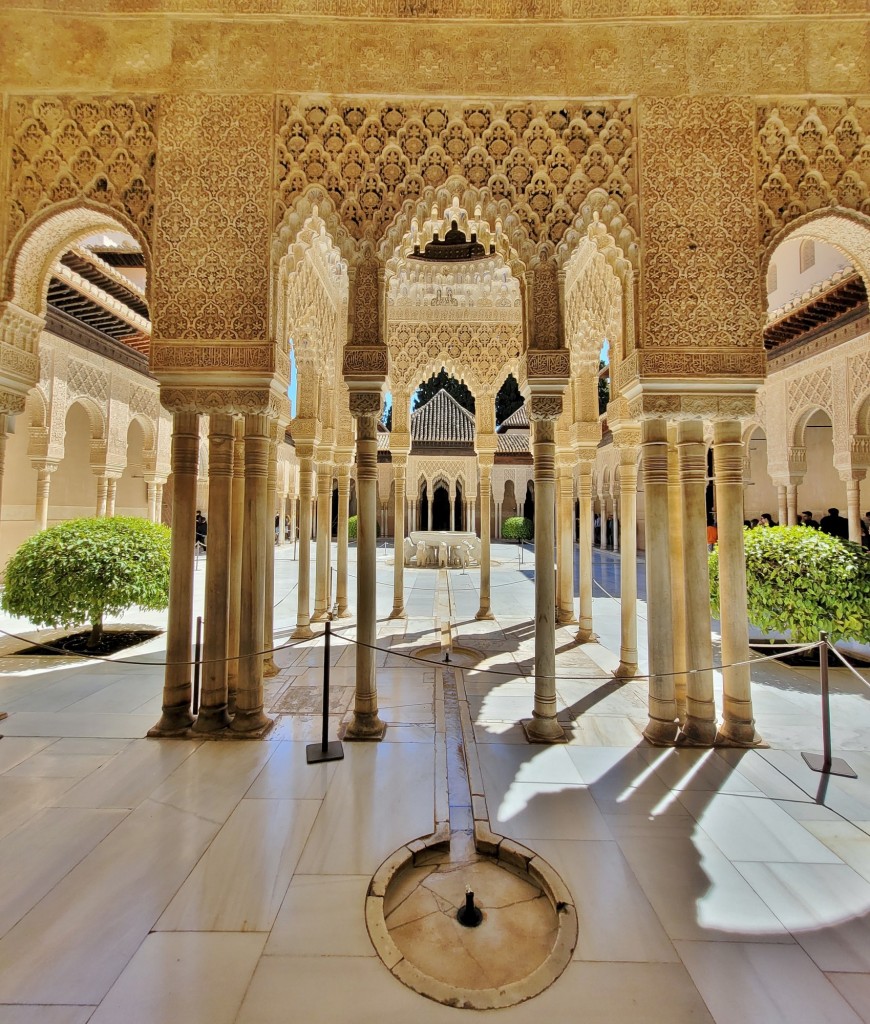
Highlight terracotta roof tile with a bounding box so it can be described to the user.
[411,389,475,443]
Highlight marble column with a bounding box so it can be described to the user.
[230,412,273,736]
[146,480,159,522]
[641,418,679,745]
[713,419,760,746]
[615,450,638,677]
[105,477,117,517]
[336,464,351,617]
[666,427,689,718]
[33,462,57,531]
[193,413,234,733]
[575,459,595,643]
[611,495,620,552]
[526,401,565,743]
[292,451,315,639]
[288,493,297,551]
[786,484,799,526]
[313,458,333,621]
[227,418,245,713]
[95,474,108,517]
[494,500,502,540]
[676,419,717,745]
[276,492,286,546]
[556,459,576,625]
[262,431,279,676]
[391,454,407,618]
[149,411,199,736]
[155,482,164,524]
[346,393,386,740]
[0,421,6,527]
[845,476,864,544]
[776,485,788,528]
[477,456,494,619]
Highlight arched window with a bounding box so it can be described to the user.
[799,239,816,274]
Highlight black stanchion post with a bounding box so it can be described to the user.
[306,616,344,764]
[801,631,857,779]
[192,615,202,716]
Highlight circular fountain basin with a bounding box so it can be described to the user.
[411,644,483,669]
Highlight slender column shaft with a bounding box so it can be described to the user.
[526,412,565,742]
[0,426,6,527]
[477,459,494,619]
[95,475,108,517]
[262,435,279,676]
[292,455,315,638]
[146,482,158,523]
[155,483,164,524]
[495,500,502,540]
[276,491,286,546]
[313,459,332,621]
[391,456,407,618]
[227,418,245,711]
[786,485,799,527]
[776,485,787,528]
[556,460,576,624]
[35,465,56,531]
[846,478,863,544]
[713,420,759,746]
[194,413,234,733]
[230,413,273,735]
[105,478,117,517]
[642,418,679,745]
[288,493,297,550]
[612,495,620,552]
[346,398,385,740]
[666,428,689,717]
[336,466,351,617]
[616,454,638,677]
[149,411,199,736]
[576,461,594,642]
[677,420,717,745]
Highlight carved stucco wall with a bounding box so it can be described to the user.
[637,96,764,380]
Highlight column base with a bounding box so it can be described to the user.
[614,661,638,679]
[343,712,387,741]
[475,607,495,621]
[312,609,330,622]
[642,716,680,746]
[336,606,352,619]
[228,709,275,737]
[676,717,718,747]
[715,721,764,747]
[575,626,598,644]
[291,624,315,640]
[263,657,279,678]
[389,606,406,620]
[522,714,567,744]
[191,706,232,734]
[147,705,194,737]
[557,612,578,626]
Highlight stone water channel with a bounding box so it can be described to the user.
[365,569,578,1009]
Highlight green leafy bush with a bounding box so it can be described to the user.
[502,516,533,541]
[2,517,171,649]
[709,525,870,644]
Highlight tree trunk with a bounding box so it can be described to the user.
[88,614,104,650]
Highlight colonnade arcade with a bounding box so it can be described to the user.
[1,91,869,749]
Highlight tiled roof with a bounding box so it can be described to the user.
[411,389,475,443]
[498,403,528,429]
[497,432,529,453]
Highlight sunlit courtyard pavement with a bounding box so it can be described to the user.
[1,542,870,1022]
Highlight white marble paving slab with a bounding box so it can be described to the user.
[295,743,434,875]
[0,712,157,738]
[0,736,56,772]
[88,932,266,1024]
[532,839,679,963]
[0,799,219,1005]
[678,791,842,864]
[827,973,870,1022]
[244,740,338,800]
[56,738,198,809]
[5,751,114,780]
[0,776,79,842]
[677,940,863,1024]
[617,835,791,942]
[0,1007,96,1024]
[155,797,319,932]
[265,874,374,956]
[0,806,127,937]
[735,861,870,971]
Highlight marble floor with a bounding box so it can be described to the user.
[1,542,870,1022]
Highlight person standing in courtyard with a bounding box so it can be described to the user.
[819,507,848,539]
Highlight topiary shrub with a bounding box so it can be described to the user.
[709,524,870,644]
[2,517,172,649]
[502,516,533,541]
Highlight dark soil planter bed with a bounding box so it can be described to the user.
[15,628,161,657]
